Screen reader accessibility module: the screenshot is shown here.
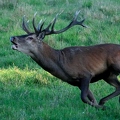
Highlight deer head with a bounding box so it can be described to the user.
[10,11,86,55]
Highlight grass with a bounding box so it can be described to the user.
[0,0,120,120]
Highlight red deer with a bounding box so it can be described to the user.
[10,11,120,109]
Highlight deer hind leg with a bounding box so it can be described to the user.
[99,74,120,106]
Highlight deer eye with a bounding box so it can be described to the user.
[27,36,34,40]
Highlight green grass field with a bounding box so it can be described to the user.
[0,0,120,119]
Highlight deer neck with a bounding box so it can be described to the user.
[30,42,71,81]
[31,42,59,72]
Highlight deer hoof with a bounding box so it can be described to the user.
[95,105,108,110]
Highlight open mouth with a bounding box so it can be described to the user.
[11,41,18,50]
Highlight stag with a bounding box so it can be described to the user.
[10,11,120,109]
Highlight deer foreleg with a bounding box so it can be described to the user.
[79,77,99,107]
[87,89,98,105]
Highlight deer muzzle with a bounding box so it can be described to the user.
[10,37,18,50]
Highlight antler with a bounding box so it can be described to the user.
[43,11,86,35]
[22,11,86,36]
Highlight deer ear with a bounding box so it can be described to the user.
[37,32,45,40]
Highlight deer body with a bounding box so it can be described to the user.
[10,11,120,109]
[31,43,119,83]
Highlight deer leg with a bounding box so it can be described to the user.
[79,77,99,107]
[87,89,98,105]
[79,86,98,104]
[99,74,120,106]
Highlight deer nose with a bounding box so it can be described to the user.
[10,37,15,42]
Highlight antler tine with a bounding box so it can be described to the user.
[32,12,38,34]
[37,19,42,31]
[22,15,31,34]
[74,10,80,20]
[77,19,86,28]
[38,19,46,33]
[44,14,58,34]
[51,14,58,31]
